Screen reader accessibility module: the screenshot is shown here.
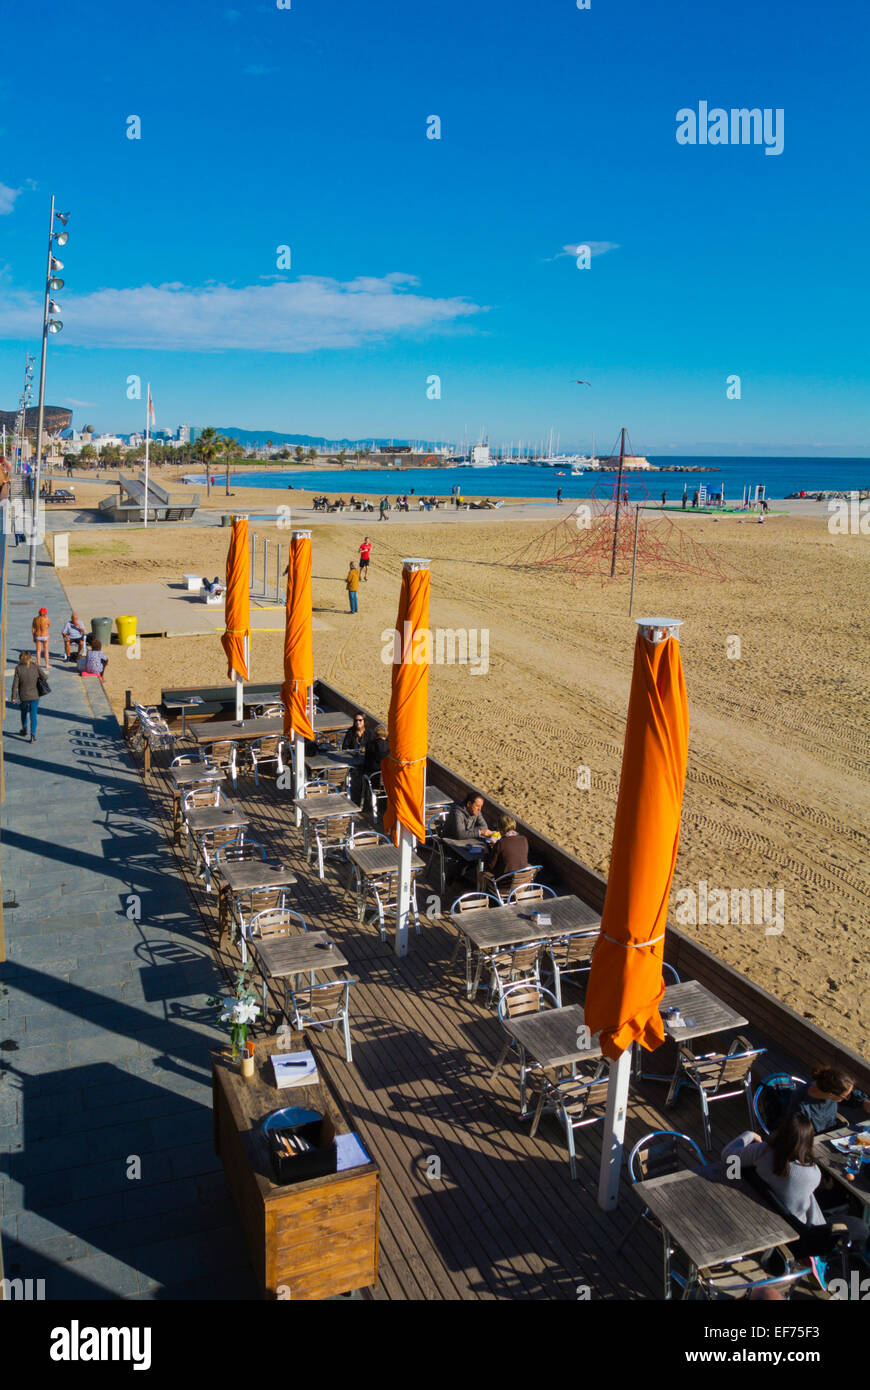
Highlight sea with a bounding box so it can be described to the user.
[202,457,869,501]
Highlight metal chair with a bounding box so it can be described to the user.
[542,930,599,1006]
[357,866,422,943]
[287,979,356,1063]
[249,734,286,786]
[491,983,559,1117]
[363,772,387,824]
[532,1063,611,1179]
[170,751,209,767]
[661,962,681,985]
[247,906,308,1011]
[507,882,557,904]
[482,864,542,904]
[424,811,449,898]
[753,1073,805,1136]
[255,702,285,718]
[448,890,502,978]
[666,1034,765,1150]
[322,764,351,795]
[692,1264,810,1301]
[180,785,229,854]
[202,739,239,791]
[617,1129,707,1281]
[194,824,243,893]
[486,940,544,1008]
[309,813,356,881]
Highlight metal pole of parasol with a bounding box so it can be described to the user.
[230,514,249,724]
[395,558,429,959]
[597,615,684,1212]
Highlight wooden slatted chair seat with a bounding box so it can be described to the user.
[667,1034,764,1150]
[288,979,355,1062]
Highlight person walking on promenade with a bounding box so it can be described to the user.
[556,487,562,503]
[378,497,388,522]
[346,561,360,613]
[359,536,372,581]
[661,490,667,506]
[32,607,50,668]
[11,650,41,742]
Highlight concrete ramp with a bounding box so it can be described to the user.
[99,473,200,522]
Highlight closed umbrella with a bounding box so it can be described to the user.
[280,530,314,820]
[382,558,430,957]
[584,617,689,1209]
[220,514,250,722]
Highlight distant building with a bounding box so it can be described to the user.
[178,423,191,443]
[0,404,73,438]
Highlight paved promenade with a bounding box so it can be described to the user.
[0,544,257,1299]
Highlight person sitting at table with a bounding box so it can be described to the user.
[62,612,87,661]
[342,712,368,752]
[788,1065,870,1134]
[722,1114,867,1272]
[445,793,495,841]
[484,814,529,881]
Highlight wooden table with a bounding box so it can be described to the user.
[633,1169,797,1297]
[501,1003,603,1118]
[294,794,361,878]
[641,980,749,1091]
[305,750,363,772]
[814,1127,870,1224]
[216,859,299,947]
[185,805,249,835]
[212,1034,379,1299]
[451,895,601,998]
[442,836,489,888]
[424,784,452,810]
[163,695,206,736]
[347,842,426,928]
[169,763,224,787]
[192,716,283,744]
[253,930,349,1015]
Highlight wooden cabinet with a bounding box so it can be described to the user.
[212,1034,379,1299]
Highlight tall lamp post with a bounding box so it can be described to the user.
[27,197,69,588]
[16,353,35,472]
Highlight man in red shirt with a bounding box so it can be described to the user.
[358,537,372,582]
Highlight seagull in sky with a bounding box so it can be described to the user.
[572,380,591,385]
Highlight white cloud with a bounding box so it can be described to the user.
[0,183,21,215]
[0,273,485,352]
[545,241,620,261]
[65,398,100,407]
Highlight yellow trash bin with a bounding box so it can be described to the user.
[116,614,137,647]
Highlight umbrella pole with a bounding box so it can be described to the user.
[395,825,413,958]
[294,732,305,825]
[233,673,243,723]
[597,1049,632,1210]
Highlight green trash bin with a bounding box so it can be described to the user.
[91,616,113,647]
[222,514,231,527]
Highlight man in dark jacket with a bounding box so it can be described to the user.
[445,794,494,841]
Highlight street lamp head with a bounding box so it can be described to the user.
[55,211,70,225]
[48,319,63,334]
[54,230,69,246]
[49,256,64,272]
[49,300,62,314]
[48,276,64,290]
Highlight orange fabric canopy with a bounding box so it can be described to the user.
[382,566,430,844]
[584,630,689,1060]
[281,533,314,742]
[220,516,250,681]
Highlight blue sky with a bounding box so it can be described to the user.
[1,0,867,454]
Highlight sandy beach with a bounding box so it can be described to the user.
[48,476,870,1057]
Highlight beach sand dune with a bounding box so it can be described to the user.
[57,498,870,1056]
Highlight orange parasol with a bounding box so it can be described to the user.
[585,619,689,1061]
[382,561,430,846]
[280,531,314,743]
[220,516,250,682]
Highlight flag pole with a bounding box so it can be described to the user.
[143,383,150,528]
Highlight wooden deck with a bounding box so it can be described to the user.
[143,740,834,1302]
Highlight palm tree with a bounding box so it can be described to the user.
[307,447,317,462]
[219,434,243,495]
[294,444,305,465]
[198,426,222,497]
[336,449,348,467]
